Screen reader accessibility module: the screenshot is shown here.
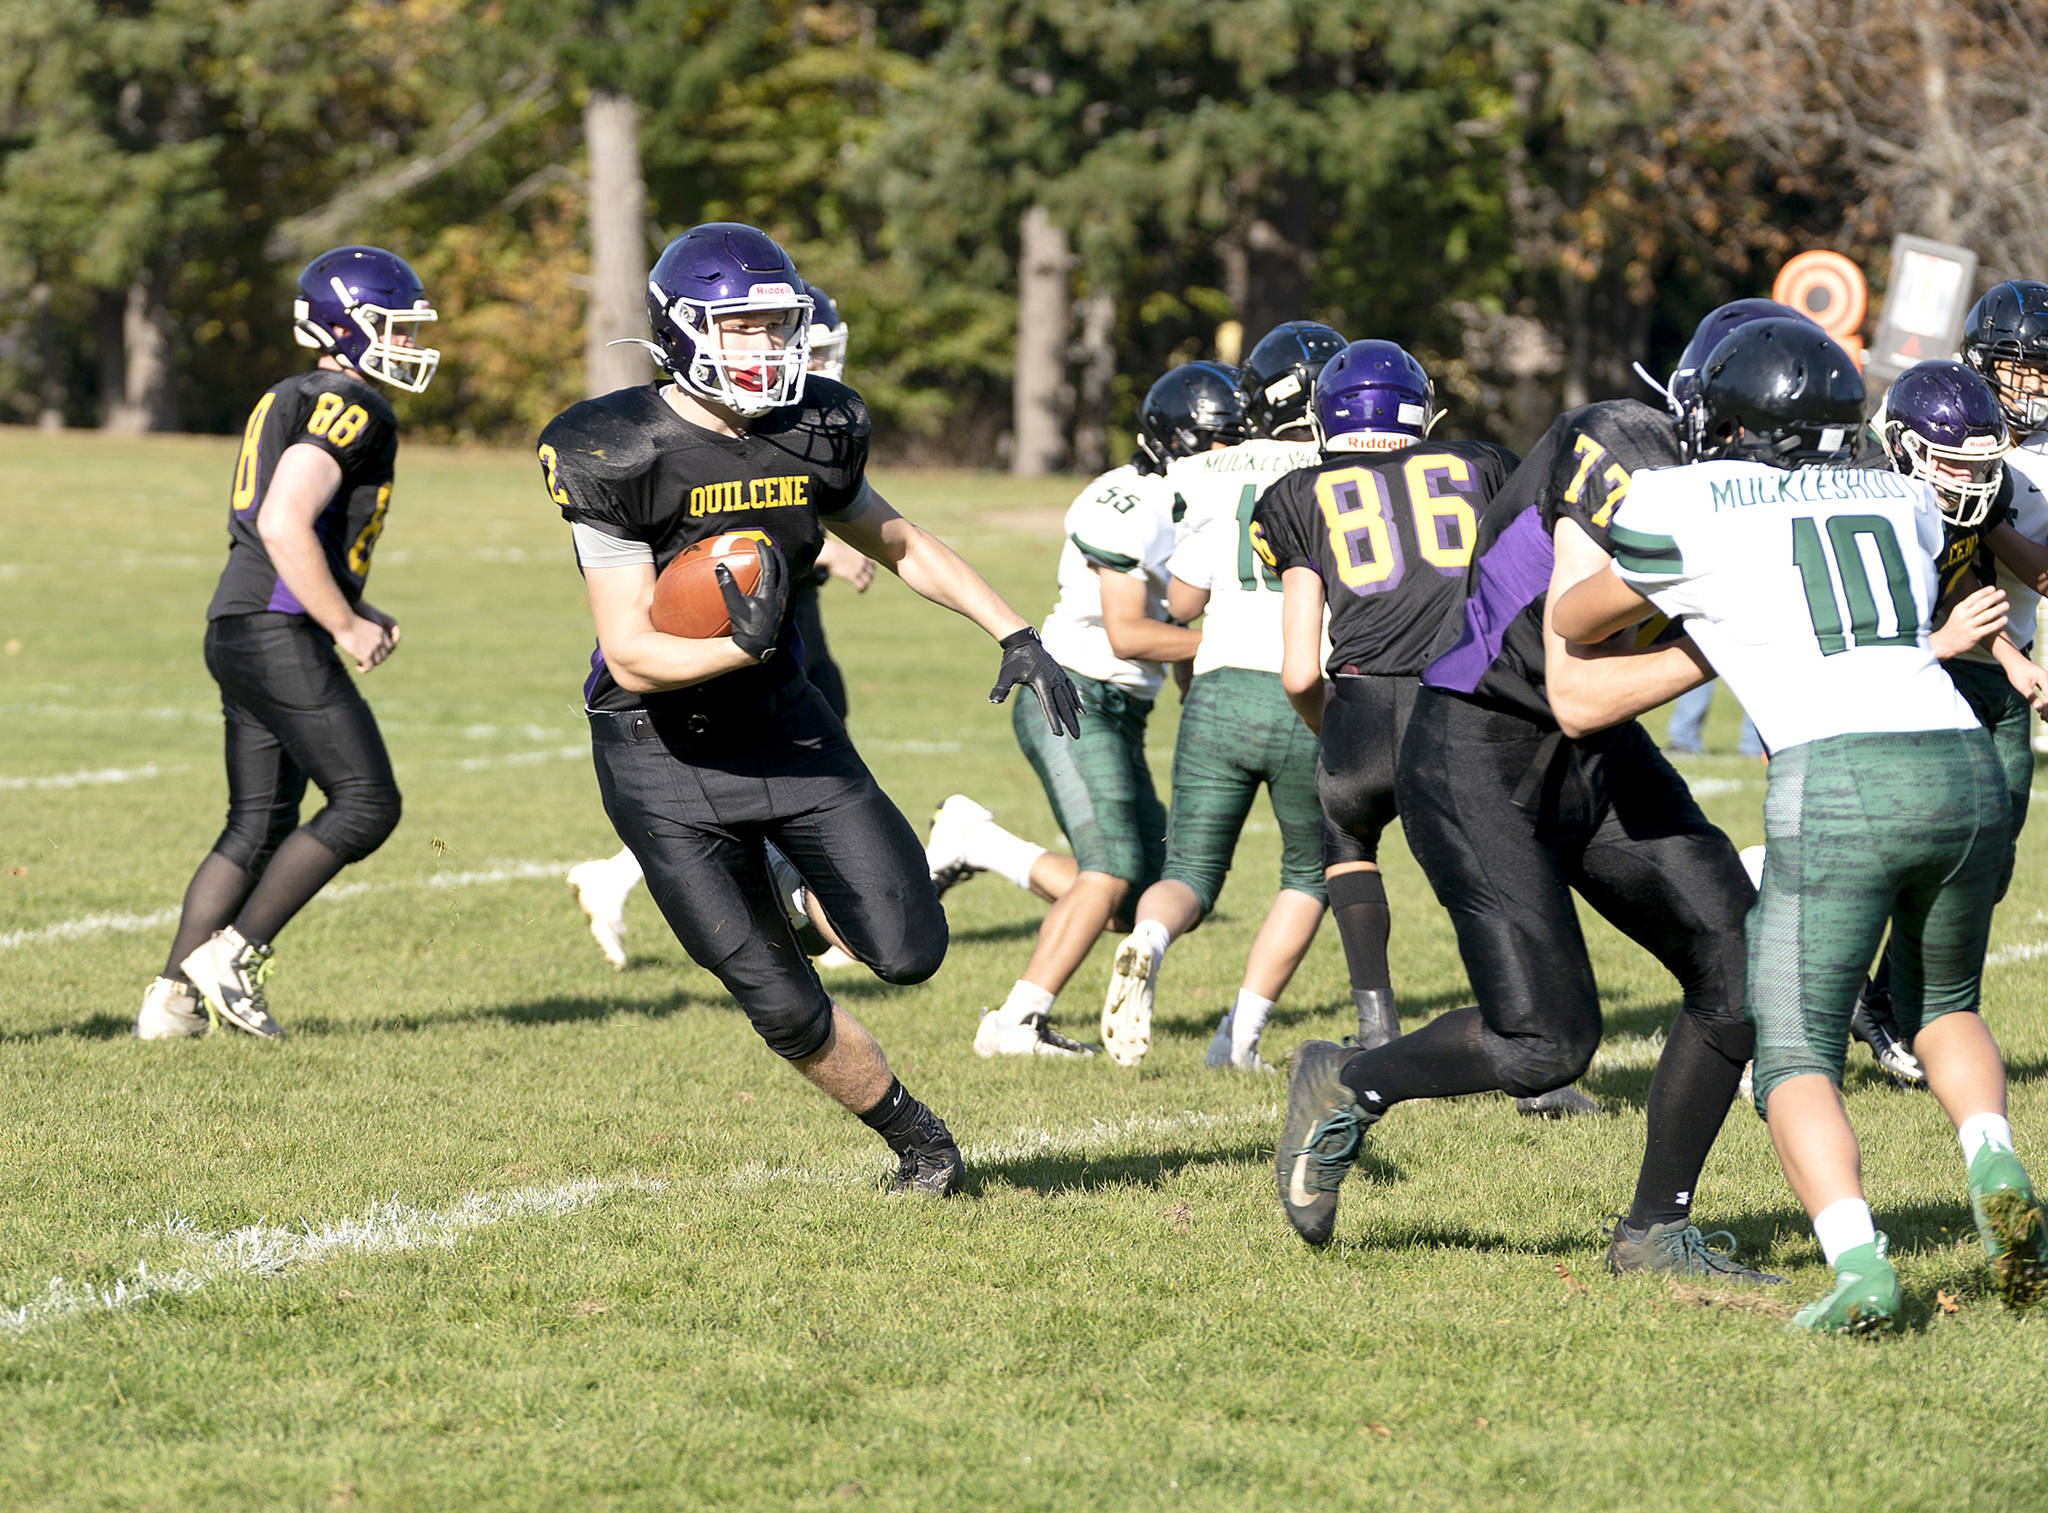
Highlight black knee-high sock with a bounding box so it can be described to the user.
[1336,1006,1501,1111]
[232,830,346,946]
[1627,1012,1744,1229]
[164,851,255,981]
[1327,868,1391,991]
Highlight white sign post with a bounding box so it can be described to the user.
[1867,235,1980,384]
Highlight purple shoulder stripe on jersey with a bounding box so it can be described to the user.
[266,579,306,615]
[1421,505,1552,694]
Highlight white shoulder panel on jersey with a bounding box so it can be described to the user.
[1163,439,1318,676]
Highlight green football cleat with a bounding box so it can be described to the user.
[1791,1237,1901,1336]
[1968,1147,2047,1311]
[1275,1040,1376,1247]
[1602,1216,1783,1285]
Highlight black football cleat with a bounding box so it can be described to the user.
[1850,986,1925,1088]
[886,1110,965,1197]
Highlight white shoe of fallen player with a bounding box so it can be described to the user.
[567,854,637,970]
[815,946,861,971]
[1100,933,1158,1067]
[974,1009,1095,1059]
[135,976,208,1040]
[1738,845,1766,891]
[925,794,992,897]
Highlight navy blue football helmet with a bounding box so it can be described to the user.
[1241,321,1347,438]
[1135,362,1251,474]
[641,223,812,417]
[1684,318,1865,467]
[803,280,848,380]
[292,246,439,393]
[1664,298,1810,416]
[1311,340,1437,453]
[1961,280,2048,434]
[1876,360,2009,527]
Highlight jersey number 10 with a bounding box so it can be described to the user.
[1792,514,1919,657]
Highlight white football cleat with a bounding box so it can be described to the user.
[1100,933,1158,1068]
[135,976,208,1040]
[567,852,639,970]
[179,927,284,1040]
[974,1009,1095,1059]
[1738,844,1766,891]
[925,794,992,897]
[815,945,861,971]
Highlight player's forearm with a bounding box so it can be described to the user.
[1286,680,1325,737]
[598,630,759,693]
[1547,637,1712,739]
[890,526,1030,639]
[1988,523,2048,596]
[260,526,360,637]
[1102,616,1201,662]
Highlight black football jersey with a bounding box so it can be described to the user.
[1252,440,1517,677]
[1421,400,1684,725]
[207,370,399,619]
[538,378,870,714]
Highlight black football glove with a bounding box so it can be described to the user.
[989,627,1082,739]
[715,540,789,662]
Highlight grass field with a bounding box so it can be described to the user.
[2,425,2046,1512]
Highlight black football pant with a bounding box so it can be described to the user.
[589,683,946,1060]
[204,612,402,870]
[1392,687,1755,1098]
[1318,674,1418,867]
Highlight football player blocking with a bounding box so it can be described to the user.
[566,280,873,971]
[537,223,1082,1196]
[1550,317,2047,1329]
[138,246,440,1042]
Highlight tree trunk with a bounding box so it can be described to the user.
[100,271,180,433]
[1070,291,1115,475]
[31,281,66,430]
[1011,205,1071,476]
[583,90,653,397]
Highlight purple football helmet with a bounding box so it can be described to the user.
[1877,359,2010,527]
[1665,297,1811,416]
[1962,280,2048,433]
[1311,340,1437,454]
[292,246,439,393]
[641,223,812,417]
[803,281,848,381]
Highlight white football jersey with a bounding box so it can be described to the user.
[1038,464,1177,696]
[1982,436,2048,661]
[1164,438,1319,675]
[1609,459,1976,753]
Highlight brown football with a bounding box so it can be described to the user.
[649,533,765,638]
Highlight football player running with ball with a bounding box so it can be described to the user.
[137,246,437,1042]
[536,223,1079,1194]
[1555,318,2047,1329]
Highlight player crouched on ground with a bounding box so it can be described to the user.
[537,223,1081,1195]
[1555,318,2047,1329]
[925,363,1238,1058]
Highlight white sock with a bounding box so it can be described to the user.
[1812,1197,1877,1268]
[968,823,1047,892]
[1231,990,1276,1063]
[1958,1112,2016,1165]
[1133,918,1171,961]
[997,980,1056,1024]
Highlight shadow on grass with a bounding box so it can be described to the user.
[1151,986,1474,1042]
[964,1140,1406,1198]
[943,918,1044,947]
[7,1012,137,1042]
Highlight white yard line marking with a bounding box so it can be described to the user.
[0,763,182,791]
[455,745,586,771]
[0,861,581,952]
[1684,778,1746,798]
[0,1177,666,1337]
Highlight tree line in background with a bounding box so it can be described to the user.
[3,0,2045,468]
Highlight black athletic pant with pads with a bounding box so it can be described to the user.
[590,680,946,1061]
[1391,686,1755,1098]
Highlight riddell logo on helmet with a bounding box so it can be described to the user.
[749,283,796,301]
